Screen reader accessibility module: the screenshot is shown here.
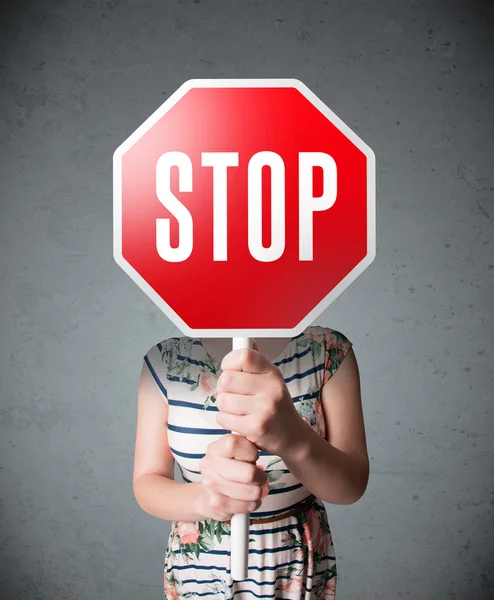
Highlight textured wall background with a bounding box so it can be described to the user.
[1,0,493,599]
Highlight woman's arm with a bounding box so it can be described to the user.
[280,347,369,505]
[133,363,207,521]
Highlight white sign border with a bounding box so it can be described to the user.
[113,78,376,338]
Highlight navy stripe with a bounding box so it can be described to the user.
[143,356,168,398]
[181,474,303,496]
[179,466,202,475]
[184,589,269,599]
[266,482,304,495]
[170,546,297,556]
[166,555,335,574]
[175,571,333,595]
[166,388,319,412]
[248,523,299,535]
[168,423,227,435]
[167,374,201,386]
[176,353,212,368]
[165,557,308,573]
[170,521,298,537]
[178,575,294,587]
[284,362,325,384]
[275,343,311,366]
[180,467,291,477]
[240,495,315,517]
[165,358,321,388]
[171,447,205,459]
[168,398,216,410]
[188,336,308,365]
[171,447,282,460]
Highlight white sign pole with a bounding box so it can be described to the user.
[229,336,253,581]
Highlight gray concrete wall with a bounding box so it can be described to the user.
[1,0,493,598]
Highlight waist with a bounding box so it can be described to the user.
[225,494,317,525]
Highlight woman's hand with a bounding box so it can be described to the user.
[198,433,269,522]
[215,341,304,457]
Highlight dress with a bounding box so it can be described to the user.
[143,325,353,600]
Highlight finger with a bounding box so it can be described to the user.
[212,454,267,487]
[220,346,269,375]
[216,392,254,415]
[216,369,262,395]
[211,491,262,519]
[210,469,264,502]
[207,491,235,521]
[216,412,251,436]
[216,433,259,462]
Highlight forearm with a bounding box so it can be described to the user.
[133,474,208,522]
[280,418,369,505]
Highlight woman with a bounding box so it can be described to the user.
[133,324,369,599]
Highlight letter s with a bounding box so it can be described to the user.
[156,151,193,262]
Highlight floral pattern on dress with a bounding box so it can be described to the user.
[293,328,352,442]
[322,329,353,385]
[168,519,234,564]
[164,502,338,599]
[262,456,287,490]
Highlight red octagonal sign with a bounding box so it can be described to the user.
[113,79,376,337]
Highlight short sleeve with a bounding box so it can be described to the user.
[143,341,169,404]
[322,328,353,386]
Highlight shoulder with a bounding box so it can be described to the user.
[320,326,354,384]
[143,336,187,372]
[304,324,352,349]
[324,327,353,352]
[303,325,353,379]
[144,335,193,355]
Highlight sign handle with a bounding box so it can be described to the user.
[229,336,253,581]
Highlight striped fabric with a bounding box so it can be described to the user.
[143,325,353,599]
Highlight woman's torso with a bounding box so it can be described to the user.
[148,325,336,516]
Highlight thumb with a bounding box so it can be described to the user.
[251,339,259,352]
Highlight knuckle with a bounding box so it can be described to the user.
[256,420,267,437]
[241,348,252,366]
[207,477,218,492]
[225,434,237,455]
[220,371,231,388]
[244,463,257,483]
[242,435,253,450]
[261,406,273,424]
[248,501,258,512]
[250,485,262,501]
[210,493,222,509]
[206,442,217,457]
[273,378,285,395]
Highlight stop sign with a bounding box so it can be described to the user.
[113,79,375,337]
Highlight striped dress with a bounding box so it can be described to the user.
[143,324,353,599]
